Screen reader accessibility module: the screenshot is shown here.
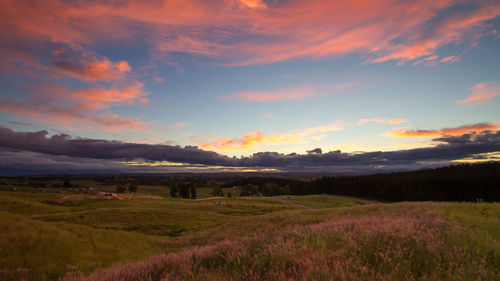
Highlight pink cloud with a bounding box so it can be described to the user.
[220,82,359,103]
[440,56,459,63]
[2,0,499,68]
[221,86,315,102]
[0,82,150,132]
[385,122,499,138]
[456,82,500,105]
[153,75,165,83]
[51,54,131,81]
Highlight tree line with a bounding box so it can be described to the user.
[229,163,500,202]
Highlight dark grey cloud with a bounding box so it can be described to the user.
[0,127,499,174]
[0,127,235,166]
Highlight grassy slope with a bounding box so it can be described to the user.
[436,202,500,267]
[278,194,377,208]
[0,188,374,280]
[31,197,292,236]
[0,213,165,281]
[65,202,500,281]
[1,185,498,281]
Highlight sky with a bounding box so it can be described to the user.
[0,0,499,174]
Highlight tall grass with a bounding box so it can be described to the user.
[65,204,498,281]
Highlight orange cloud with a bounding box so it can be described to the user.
[69,82,148,111]
[456,82,500,105]
[221,86,315,102]
[358,118,408,125]
[0,100,149,133]
[0,82,150,132]
[385,122,500,138]
[199,121,343,152]
[239,0,267,9]
[201,130,304,152]
[52,56,131,81]
[388,119,409,125]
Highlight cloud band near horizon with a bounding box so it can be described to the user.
[0,127,498,174]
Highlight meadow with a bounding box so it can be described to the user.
[0,180,498,281]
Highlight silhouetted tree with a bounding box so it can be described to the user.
[190,185,197,199]
[169,186,178,198]
[240,184,259,196]
[116,186,126,193]
[128,183,138,193]
[179,183,190,198]
[226,163,499,202]
[63,180,72,188]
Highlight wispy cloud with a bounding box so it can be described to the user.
[221,81,361,103]
[220,86,315,102]
[385,122,500,138]
[357,118,408,125]
[440,56,459,63]
[261,113,276,118]
[456,82,500,105]
[412,55,440,67]
[50,47,131,81]
[2,0,498,68]
[164,122,190,131]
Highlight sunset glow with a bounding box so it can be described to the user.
[1,0,499,173]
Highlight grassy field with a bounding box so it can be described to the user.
[0,184,498,280]
[277,194,377,208]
